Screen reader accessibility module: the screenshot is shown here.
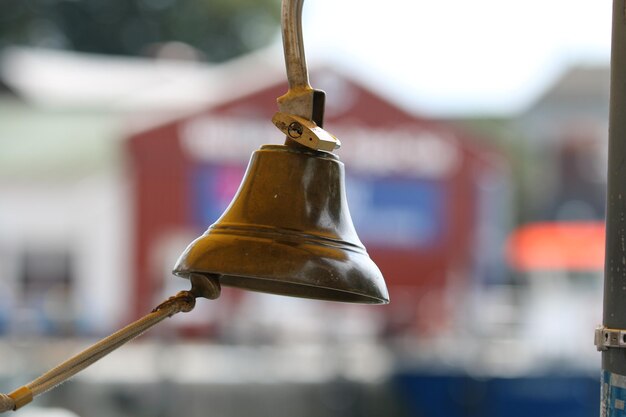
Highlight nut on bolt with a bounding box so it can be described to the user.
[287,122,303,138]
[272,112,340,152]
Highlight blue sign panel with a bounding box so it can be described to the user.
[346,175,446,248]
[395,372,599,417]
[192,165,246,227]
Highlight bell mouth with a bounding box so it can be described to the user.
[179,273,386,304]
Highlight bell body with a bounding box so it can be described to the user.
[174,144,389,304]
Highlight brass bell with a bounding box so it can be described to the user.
[173,144,389,304]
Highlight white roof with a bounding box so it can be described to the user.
[0,46,285,113]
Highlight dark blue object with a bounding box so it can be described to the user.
[393,372,599,417]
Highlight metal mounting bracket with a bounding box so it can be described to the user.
[272,112,340,152]
[273,0,341,152]
[595,326,626,351]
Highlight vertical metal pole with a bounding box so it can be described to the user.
[602,1,626,414]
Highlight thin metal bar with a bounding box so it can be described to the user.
[602,0,626,396]
[281,0,310,90]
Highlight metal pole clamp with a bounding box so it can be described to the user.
[596,326,626,351]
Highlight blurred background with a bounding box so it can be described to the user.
[0,0,611,416]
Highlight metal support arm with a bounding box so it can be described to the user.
[273,0,340,152]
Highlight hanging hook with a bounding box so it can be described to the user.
[273,0,341,152]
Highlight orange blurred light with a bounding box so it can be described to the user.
[507,221,605,271]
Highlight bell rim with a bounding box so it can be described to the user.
[174,269,390,304]
[173,232,389,304]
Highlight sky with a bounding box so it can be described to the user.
[303,0,612,116]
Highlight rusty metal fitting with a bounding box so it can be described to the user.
[153,291,196,315]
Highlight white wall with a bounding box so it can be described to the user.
[0,172,131,334]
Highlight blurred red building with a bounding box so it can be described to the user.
[127,66,510,338]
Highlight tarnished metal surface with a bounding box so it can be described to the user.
[173,144,389,304]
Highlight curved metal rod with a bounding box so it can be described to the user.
[281,0,310,90]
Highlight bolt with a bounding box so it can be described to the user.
[287,122,303,138]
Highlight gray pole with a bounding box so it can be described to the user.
[602,0,626,414]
